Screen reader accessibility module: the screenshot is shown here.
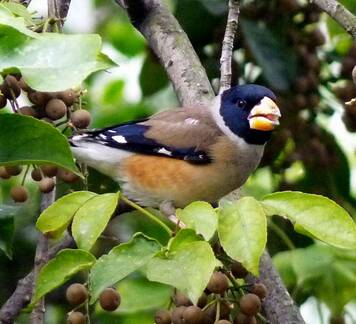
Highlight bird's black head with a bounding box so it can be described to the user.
[218,84,281,145]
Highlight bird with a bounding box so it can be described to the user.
[70,84,281,208]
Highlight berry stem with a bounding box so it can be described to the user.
[21,165,30,186]
[120,196,173,236]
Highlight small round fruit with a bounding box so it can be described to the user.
[38,178,55,193]
[45,99,67,120]
[19,106,37,117]
[10,186,28,202]
[231,261,248,278]
[0,167,11,179]
[67,311,86,324]
[171,306,186,324]
[58,89,77,106]
[1,75,21,99]
[0,94,6,109]
[239,294,261,316]
[40,165,58,177]
[66,283,88,306]
[5,165,22,176]
[71,110,91,129]
[28,91,51,106]
[204,302,231,320]
[197,292,208,308]
[234,313,257,324]
[154,309,171,324]
[183,306,205,324]
[18,78,31,92]
[99,288,121,311]
[206,271,229,294]
[251,283,267,299]
[174,291,192,306]
[31,168,43,181]
[57,169,80,183]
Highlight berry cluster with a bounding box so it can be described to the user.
[66,283,121,324]
[154,263,267,324]
[0,74,91,202]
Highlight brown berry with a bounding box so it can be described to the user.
[40,165,58,177]
[5,165,22,176]
[71,110,91,129]
[28,91,51,106]
[99,288,121,311]
[307,93,320,108]
[251,283,267,299]
[294,94,307,110]
[38,177,55,193]
[174,291,192,306]
[197,293,208,308]
[207,272,229,294]
[1,75,21,99]
[0,167,11,179]
[309,28,326,46]
[239,294,261,316]
[10,185,28,202]
[234,313,257,324]
[280,0,300,12]
[58,89,77,106]
[0,94,6,109]
[57,169,80,183]
[19,106,37,117]
[294,76,309,93]
[183,306,205,324]
[171,306,186,324]
[67,311,86,324]
[18,78,31,92]
[341,57,356,76]
[45,99,67,120]
[154,309,171,324]
[304,54,320,72]
[31,168,43,181]
[204,301,231,320]
[66,283,88,306]
[329,315,345,324]
[231,261,248,278]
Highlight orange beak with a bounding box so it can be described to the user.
[248,97,281,131]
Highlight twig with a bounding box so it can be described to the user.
[219,0,240,94]
[310,0,356,40]
[0,233,75,324]
[114,0,215,106]
[246,251,305,324]
[30,187,56,324]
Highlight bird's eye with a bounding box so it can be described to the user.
[236,99,246,108]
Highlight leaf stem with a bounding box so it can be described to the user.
[120,196,172,236]
[268,219,295,250]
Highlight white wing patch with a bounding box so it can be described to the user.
[112,135,128,144]
[184,118,199,125]
[157,147,172,156]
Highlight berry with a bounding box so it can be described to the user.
[31,168,43,181]
[28,91,51,106]
[294,76,309,93]
[174,291,192,306]
[18,78,31,92]
[0,167,11,179]
[207,272,229,294]
[154,309,171,324]
[309,28,326,46]
[66,283,88,306]
[38,177,55,193]
[10,186,28,202]
[99,288,121,311]
[239,294,261,316]
[1,75,21,99]
[40,165,58,177]
[204,301,231,320]
[171,306,186,324]
[58,89,77,106]
[57,169,80,183]
[294,94,307,110]
[251,283,267,299]
[183,306,205,324]
[71,110,91,129]
[231,261,248,278]
[5,165,22,176]
[67,311,86,324]
[19,106,37,117]
[234,313,257,324]
[0,94,6,109]
[197,292,208,308]
[280,0,300,12]
[45,99,67,120]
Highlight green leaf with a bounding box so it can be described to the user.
[36,191,97,238]
[89,233,161,303]
[176,201,218,241]
[0,114,79,174]
[218,197,267,275]
[241,19,297,92]
[0,3,34,25]
[72,192,120,251]
[0,205,17,259]
[31,249,95,305]
[167,228,203,251]
[146,229,219,304]
[261,191,356,249]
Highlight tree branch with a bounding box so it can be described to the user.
[219,0,240,93]
[114,0,215,106]
[310,0,356,40]
[0,233,75,324]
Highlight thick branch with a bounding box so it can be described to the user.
[115,0,215,106]
[246,251,305,324]
[310,0,356,40]
[0,234,75,324]
[219,0,240,93]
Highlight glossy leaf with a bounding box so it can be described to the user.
[218,197,267,275]
[31,249,95,305]
[0,205,17,259]
[72,192,120,251]
[176,201,218,240]
[89,233,161,303]
[261,191,356,249]
[146,229,219,304]
[36,191,97,238]
[0,114,79,174]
